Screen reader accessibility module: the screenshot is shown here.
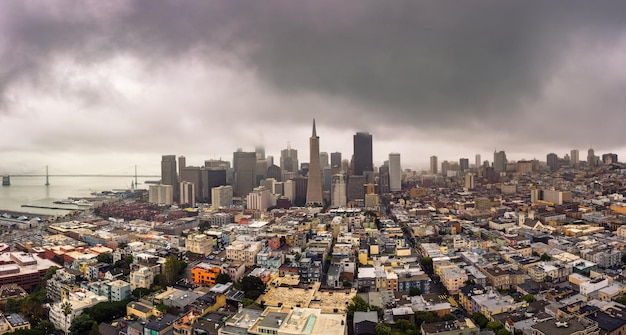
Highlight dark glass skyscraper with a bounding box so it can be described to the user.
[161,155,178,202]
[353,132,373,176]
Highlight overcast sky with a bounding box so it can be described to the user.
[1,1,625,175]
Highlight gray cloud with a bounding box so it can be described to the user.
[1,0,626,172]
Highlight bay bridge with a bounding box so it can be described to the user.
[1,165,160,186]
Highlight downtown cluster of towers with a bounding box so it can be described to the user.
[428,148,619,177]
[159,120,403,208]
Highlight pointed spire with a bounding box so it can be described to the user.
[312,119,317,137]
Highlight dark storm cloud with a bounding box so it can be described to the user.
[1,0,626,167]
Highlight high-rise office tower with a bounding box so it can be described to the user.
[179,181,195,206]
[320,152,329,168]
[570,150,579,165]
[233,151,256,197]
[161,155,178,202]
[353,132,373,176]
[149,184,173,205]
[378,165,390,194]
[602,153,618,164]
[323,166,332,192]
[306,120,323,206]
[494,150,507,173]
[330,152,342,175]
[331,174,347,207]
[255,146,265,160]
[475,154,481,169]
[178,156,186,179]
[202,168,227,203]
[547,153,559,172]
[347,175,366,201]
[267,165,282,181]
[587,148,596,167]
[211,185,233,208]
[464,173,475,190]
[389,153,401,192]
[180,166,203,201]
[280,146,299,174]
[459,158,469,172]
[430,156,438,175]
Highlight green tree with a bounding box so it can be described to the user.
[36,320,56,334]
[216,273,232,284]
[44,266,59,280]
[61,301,73,335]
[409,287,422,296]
[69,314,95,335]
[396,319,417,332]
[540,253,552,261]
[346,296,371,318]
[294,252,302,262]
[487,321,504,331]
[414,311,435,326]
[440,314,456,321]
[89,321,100,335]
[20,299,45,325]
[162,255,186,286]
[238,276,266,300]
[375,322,391,335]
[82,299,130,323]
[471,312,489,328]
[242,298,256,307]
[521,294,536,303]
[497,329,511,335]
[420,257,433,271]
[97,253,112,264]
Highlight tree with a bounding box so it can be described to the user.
[420,257,433,272]
[376,322,391,335]
[242,298,256,307]
[69,314,95,335]
[396,319,417,332]
[83,299,131,323]
[540,253,552,261]
[44,266,59,280]
[409,287,422,296]
[614,295,626,305]
[521,294,536,303]
[216,273,232,284]
[20,299,45,325]
[414,311,435,326]
[346,296,371,318]
[89,321,100,335]
[61,301,73,335]
[440,314,456,321]
[497,329,511,335]
[97,253,112,264]
[294,252,302,262]
[471,312,489,328]
[238,276,266,301]
[486,321,504,331]
[162,255,186,287]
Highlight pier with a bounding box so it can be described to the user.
[21,205,82,211]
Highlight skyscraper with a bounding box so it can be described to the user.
[330,152,342,175]
[331,174,347,208]
[494,150,507,173]
[320,152,329,168]
[430,156,438,175]
[459,158,469,172]
[178,156,186,178]
[475,154,481,169]
[353,132,373,176]
[389,153,401,192]
[306,120,323,206]
[280,146,298,174]
[161,155,178,202]
[587,148,596,167]
[570,149,579,165]
[233,150,256,197]
[547,153,559,172]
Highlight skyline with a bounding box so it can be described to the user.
[1,1,626,174]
